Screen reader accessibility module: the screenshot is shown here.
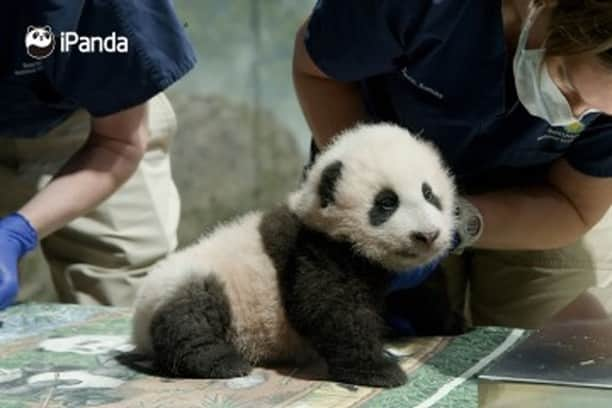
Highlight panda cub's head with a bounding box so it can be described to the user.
[289,123,456,272]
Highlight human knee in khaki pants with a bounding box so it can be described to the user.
[440,206,612,329]
[1,93,180,306]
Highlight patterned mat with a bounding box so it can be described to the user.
[0,304,524,408]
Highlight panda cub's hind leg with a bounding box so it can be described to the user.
[150,275,252,378]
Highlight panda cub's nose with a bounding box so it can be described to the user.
[411,230,440,247]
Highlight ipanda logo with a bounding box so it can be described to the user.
[25,25,128,60]
[25,26,55,60]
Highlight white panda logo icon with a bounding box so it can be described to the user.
[25,25,55,60]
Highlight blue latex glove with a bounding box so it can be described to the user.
[0,213,38,310]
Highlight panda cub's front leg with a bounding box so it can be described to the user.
[319,306,407,388]
[285,257,407,388]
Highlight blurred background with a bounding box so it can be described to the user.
[168,1,315,245]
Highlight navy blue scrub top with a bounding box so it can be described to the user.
[0,1,196,139]
[305,0,612,190]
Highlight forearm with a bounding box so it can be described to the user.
[294,73,366,148]
[18,131,146,238]
[468,185,591,250]
[293,24,367,148]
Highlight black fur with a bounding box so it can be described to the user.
[277,226,407,388]
[150,276,252,378]
[369,188,400,226]
[149,204,458,388]
[384,278,466,337]
[422,182,442,211]
[261,205,407,387]
[259,204,303,273]
[318,161,343,208]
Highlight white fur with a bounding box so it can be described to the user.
[289,123,456,271]
[132,212,313,364]
[132,123,456,364]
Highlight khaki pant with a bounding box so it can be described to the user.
[441,207,612,328]
[0,93,180,306]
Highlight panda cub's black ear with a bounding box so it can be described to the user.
[318,160,343,208]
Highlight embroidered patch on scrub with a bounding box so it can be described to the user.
[563,121,586,134]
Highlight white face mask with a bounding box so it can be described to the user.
[513,2,600,127]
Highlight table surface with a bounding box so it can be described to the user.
[0,303,523,408]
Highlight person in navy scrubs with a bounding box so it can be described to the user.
[293,0,612,330]
[0,1,196,309]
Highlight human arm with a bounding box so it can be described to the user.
[468,158,612,250]
[23,0,196,237]
[19,105,148,238]
[0,0,196,309]
[295,2,612,251]
[292,21,367,148]
[293,0,424,148]
[0,106,148,310]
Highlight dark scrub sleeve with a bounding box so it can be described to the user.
[304,0,428,81]
[45,0,196,117]
[565,118,612,177]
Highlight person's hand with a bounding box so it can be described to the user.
[0,213,38,310]
[384,196,483,335]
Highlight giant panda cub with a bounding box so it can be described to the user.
[132,123,456,388]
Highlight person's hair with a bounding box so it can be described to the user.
[543,0,612,69]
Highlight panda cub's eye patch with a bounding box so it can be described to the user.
[369,188,399,226]
[376,190,399,211]
[422,182,442,211]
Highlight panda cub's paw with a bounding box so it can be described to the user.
[183,348,253,379]
[328,359,407,388]
[207,351,253,378]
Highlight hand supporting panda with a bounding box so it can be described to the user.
[385,196,483,336]
[0,213,38,310]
